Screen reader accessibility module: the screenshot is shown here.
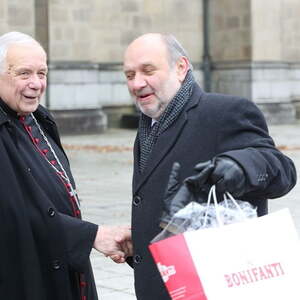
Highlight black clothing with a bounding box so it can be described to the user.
[131,83,297,300]
[0,100,98,300]
[138,70,194,172]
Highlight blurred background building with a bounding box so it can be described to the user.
[1,0,300,133]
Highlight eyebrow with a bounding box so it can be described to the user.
[15,66,48,72]
[124,69,134,75]
[124,63,155,72]
[142,64,156,70]
[141,63,155,68]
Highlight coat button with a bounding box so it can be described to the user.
[133,254,142,264]
[133,195,142,206]
[52,260,61,270]
[48,207,56,217]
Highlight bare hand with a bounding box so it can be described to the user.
[93,225,132,263]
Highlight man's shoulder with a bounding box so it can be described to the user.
[202,91,248,103]
[191,83,250,106]
[197,90,254,112]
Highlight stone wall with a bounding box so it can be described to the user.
[48,0,203,64]
[210,0,251,61]
[212,62,298,124]
[282,0,300,61]
[251,0,282,61]
[210,0,300,123]
[0,0,35,36]
[1,0,300,126]
[48,62,130,109]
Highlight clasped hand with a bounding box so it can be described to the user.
[93,225,132,263]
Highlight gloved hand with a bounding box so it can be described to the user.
[186,156,246,197]
[160,161,214,229]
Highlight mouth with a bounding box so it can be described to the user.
[137,93,153,102]
[23,95,39,101]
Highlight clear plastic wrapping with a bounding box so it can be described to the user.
[152,190,257,243]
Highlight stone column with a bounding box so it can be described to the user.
[210,0,300,123]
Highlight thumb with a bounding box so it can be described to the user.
[194,160,213,172]
[185,161,215,190]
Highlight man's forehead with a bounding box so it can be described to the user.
[127,35,166,54]
[124,41,168,70]
[6,43,47,69]
[7,43,46,59]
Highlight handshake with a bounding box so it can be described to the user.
[93,225,132,263]
[92,157,247,262]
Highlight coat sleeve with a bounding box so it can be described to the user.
[58,213,98,272]
[215,97,297,199]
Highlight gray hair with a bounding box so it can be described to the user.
[0,31,41,74]
[161,34,193,71]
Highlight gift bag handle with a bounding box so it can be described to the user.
[204,185,247,227]
[204,185,223,227]
[223,192,246,219]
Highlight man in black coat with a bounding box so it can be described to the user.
[0,31,132,300]
[123,33,297,300]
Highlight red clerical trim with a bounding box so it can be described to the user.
[21,116,87,298]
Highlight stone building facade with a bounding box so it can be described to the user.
[0,0,299,132]
[210,0,300,124]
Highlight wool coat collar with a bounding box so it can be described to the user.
[133,82,204,193]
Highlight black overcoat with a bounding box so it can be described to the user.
[0,104,98,300]
[131,83,297,300]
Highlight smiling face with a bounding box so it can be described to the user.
[123,34,188,120]
[0,42,48,115]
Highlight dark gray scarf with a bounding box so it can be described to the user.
[138,70,195,173]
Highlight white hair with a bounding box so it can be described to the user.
[161,34,193,71]
[0,31,42,74]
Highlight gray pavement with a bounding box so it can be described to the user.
[61,123,300,300]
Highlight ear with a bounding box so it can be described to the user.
[176,56,190,82]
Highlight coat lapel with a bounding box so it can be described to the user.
[133,83,204,193]
[133,112,187,193]
[132,134,140,190]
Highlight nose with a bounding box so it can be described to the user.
[28,74,43,90]
[132,73,147,91]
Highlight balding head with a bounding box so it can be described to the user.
[123,33,190,120]
[125,33,192,70]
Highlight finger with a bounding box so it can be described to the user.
[194,160,213,172]
[119,240,130,256]
[185,163,215,188]
[110,254,126,264]
[120,240,133,257]
[126,240,133,257]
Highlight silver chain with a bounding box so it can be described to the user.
[30,113,80,209]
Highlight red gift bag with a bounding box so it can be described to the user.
[150,208,300,300]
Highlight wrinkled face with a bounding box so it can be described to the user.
[123,35,186,120]
[0,43,47,115]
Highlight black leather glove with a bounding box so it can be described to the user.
[188,156,246,197]
[160,161,214,229]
